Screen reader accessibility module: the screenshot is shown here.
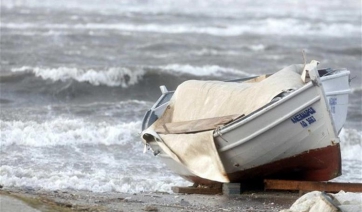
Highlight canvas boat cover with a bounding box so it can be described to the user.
[142,62,317,182]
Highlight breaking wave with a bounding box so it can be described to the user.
[333,128,362,183]
[0,165,189,193]
[339,128,362,161]
[0,118,141,147]
[10,65,253,87]
[158,64,253,77]
[0,117,191,193]
[11,66,145,87]
[2,20,360,37]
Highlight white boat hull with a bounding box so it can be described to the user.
[142,67,350,184]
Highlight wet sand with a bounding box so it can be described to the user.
[0,187,299,212]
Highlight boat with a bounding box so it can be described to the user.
[140,60,350,185]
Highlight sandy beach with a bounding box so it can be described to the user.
[0,186,299,212]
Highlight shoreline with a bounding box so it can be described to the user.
[0,186,299,212]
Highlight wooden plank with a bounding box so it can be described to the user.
[171,186,222,195]
[264,179,362,193]
[155,114,243,134]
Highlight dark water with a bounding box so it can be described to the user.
[0,0,361,193]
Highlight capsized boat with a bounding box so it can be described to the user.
[141,61,350,185]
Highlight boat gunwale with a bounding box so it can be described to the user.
[325,89,351,96]
[320,70,350,81]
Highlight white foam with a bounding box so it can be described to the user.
[0,116,192,193]
[0,117,193,193]
[339,128,362,161]
[11,66,145,87]
[2,20,360,37]
[332,128,362,183]
[351,87,362,93]
[190,48,240,56]
[0,165,190,193]
[248,44,266,51]
[0,118,141,147]
[2,0,358,18]
[188,45,264,56]
[160,64,254,77]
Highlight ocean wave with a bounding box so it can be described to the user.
[189,45,265,56]
[0,114,191,193]
[11,66,145,87]
[189,48,239,56]
[339,128,362,161]
[2,0,358,19]
[0,118,141,147]
[0,165,190,193]
[158,64,254,77]
[11,65,253,87]
[248,44,266,51]
[2,19,360,37]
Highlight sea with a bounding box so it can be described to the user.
[1,0,361,193]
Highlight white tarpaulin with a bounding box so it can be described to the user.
[143,63,314,182]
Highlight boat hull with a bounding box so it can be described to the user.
[142,68,349,185]
[179,144,341,185]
